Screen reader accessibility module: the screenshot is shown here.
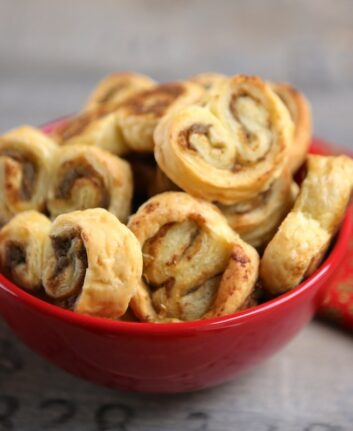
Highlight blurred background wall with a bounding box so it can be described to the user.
[0,0,352,147]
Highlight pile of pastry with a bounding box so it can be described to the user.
[0,72,352,323]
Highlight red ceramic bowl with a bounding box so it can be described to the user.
[0,128,351,393]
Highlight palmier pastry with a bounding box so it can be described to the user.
[154,75,293,204]
[117,81,205,152]
[84,72,156,111]
[51,106,128,155]
[260,155,353,295]
[271,82,312,173]
[42,208,142,319]
[0,211,51,291]
[0,126,57,226]
[128,192,259,322]
[190,72,226,95]
[47,145,133,222]
[219,170,298,249]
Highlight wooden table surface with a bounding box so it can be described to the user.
[0,1,352,430]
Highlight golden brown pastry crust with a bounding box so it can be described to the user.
[128,192,259,322]
[116,81,205,152]
[190,72,227,95]
[42,208,142,319]
[51,106,128,155]
[154,75,294,204]
[84,72,156,111]
[219,170,298,249]
[271,82,312,173]
[0,211,51,291]
[0,126,57,226]
[260,155,353,295]
[46,145,133,222]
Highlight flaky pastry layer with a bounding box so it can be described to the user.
[47,144,132,222]
[0,211,51,290]
[154,75,294,204]
[43,208,142,319]
[128,192,259,322]
[260,155,353,294]
[0,126,57,225]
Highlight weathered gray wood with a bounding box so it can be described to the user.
[0,0,352,429]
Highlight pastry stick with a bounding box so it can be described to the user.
[260,155,353,294]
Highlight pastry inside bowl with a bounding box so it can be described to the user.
[0,72,352,392]
[0,133,351,393]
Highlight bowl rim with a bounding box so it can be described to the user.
[0,127,351,334]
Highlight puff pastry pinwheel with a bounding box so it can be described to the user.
[42,208,142,319]
[154,75,294,204]
[116,81,205,152]
[52,106,128,155]
[219,170,298,249]
[190,72,226,95]
[271,82,312,174]
[46,145,133,222]
[84,72,156,111]
[260,155,353,295]
[128,192,259,322]
[0,211,51,291]
[0,126,57,226]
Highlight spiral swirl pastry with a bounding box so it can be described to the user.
[43,208,142,318]
[46,145,133,222]
[128,192,259,322]
[116,81,205,152]
[154,75,294,204]
[52,106,128,155]
[0,126,57,226]
[219,170,298,249]
[0,211,51,291]
[260,155,353,295]
[84,72,156,111]
[190,73,226,97]
[271,82,312,173]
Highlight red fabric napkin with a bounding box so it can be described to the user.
[319,237,353,331]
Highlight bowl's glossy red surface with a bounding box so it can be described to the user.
[0,131,351,393]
